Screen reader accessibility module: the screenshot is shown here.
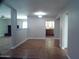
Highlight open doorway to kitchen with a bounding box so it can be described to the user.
[45,21,55,37]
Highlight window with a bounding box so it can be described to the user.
[45,21,55,29]
[22,21,28,29]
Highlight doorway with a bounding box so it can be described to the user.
[45,21,55,37]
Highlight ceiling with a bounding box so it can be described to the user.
[1,0,69,18]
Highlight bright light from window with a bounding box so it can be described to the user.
[17,15,28,19]
[22,21,28,29]
[34,11,47,16]
[45,21,55,29]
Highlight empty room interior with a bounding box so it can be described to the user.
[0,0,79,59]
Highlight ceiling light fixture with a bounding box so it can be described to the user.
[38,15,42,18]
[34,11,47,18]
[34,11,47,16]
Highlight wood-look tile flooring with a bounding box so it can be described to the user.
[7,39,68,59]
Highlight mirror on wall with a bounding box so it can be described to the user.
[0,4,12,55]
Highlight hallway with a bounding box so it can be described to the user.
[1,0,79,59]
[7,39,68,59]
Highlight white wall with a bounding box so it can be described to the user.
[27,17,60,39]
[60,0,79,59]
[68,1,79,58]
[54,18,60,39]
[28,17,46,39]
[13,19,28,48]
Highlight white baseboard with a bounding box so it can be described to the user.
[27,37,46,39]
[10,39,28,49]
[27,37,60,40]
